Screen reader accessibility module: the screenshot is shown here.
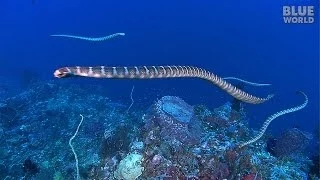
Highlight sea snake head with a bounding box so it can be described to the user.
[54,67,72,78]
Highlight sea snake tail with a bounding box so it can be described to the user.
[50,33,125,41]
[238,91,308,148]
[222,77,271,87]
[53,65,274,104]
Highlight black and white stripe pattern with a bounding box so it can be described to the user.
[53,65,274,104]
[239,91,308,148]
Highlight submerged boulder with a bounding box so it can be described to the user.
[274,128,313,157]
[144,96,202,146]
[114,153,144,180]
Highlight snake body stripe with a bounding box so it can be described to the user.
[53,65,274,104]
[50,33,125,41]
[222,77,271,87]
[239,91,308,148]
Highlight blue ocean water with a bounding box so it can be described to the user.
[0,0,319,179]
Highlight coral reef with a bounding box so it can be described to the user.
[273,128,313,158]
[143,96,202,146]
[114,153,144,180]
[0,82,315,179]
[22,159,40,178]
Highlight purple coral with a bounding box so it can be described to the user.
[151,154,162,166]
[273,128,313,157]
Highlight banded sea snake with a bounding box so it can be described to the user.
[239,91,308,148]
[223,77,271,87]
[50,33,125,41]
[54,65,274,104]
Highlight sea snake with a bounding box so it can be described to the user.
[50,33,125,41]
[53,65,273,104]
[222,77,271,87]
[239,91,308,148]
